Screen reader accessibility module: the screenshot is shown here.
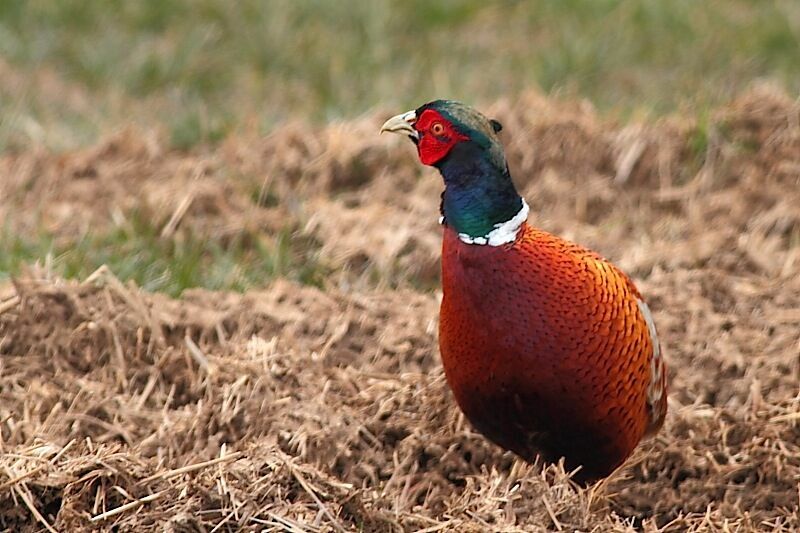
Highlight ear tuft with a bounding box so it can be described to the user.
[490,119,503,133]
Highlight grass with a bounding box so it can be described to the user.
[0,0,798,293]
[0,1,798,150]
[0,215,326,297]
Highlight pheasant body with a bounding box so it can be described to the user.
[440,223,666,482]
[381,99,667,483]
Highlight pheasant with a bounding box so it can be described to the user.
[381,100,667,483]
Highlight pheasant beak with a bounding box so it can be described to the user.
[380,110,418,141]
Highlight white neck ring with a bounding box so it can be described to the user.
[455,199,529,246]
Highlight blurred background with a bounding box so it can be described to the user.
[1,0,798,150]
[1,0,798,294]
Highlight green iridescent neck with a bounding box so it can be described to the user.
[437,141,524,240]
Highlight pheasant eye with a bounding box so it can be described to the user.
[431,122,445,136]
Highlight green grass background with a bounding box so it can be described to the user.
[1,0,798,294]
[2,0,798,150]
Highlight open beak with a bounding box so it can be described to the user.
[380,110,418,141]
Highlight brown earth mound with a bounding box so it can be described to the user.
[1,86,799,531]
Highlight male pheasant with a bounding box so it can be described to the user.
[381,100,667,483]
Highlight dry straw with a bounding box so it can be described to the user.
[1,85,799,530]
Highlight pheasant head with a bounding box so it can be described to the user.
[381,100,526,246]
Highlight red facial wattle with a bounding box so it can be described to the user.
[415,109,469,166]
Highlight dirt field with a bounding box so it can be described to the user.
[1,86,799,531]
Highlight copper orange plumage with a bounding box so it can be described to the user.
[381,100,667,483]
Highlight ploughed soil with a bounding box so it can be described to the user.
[1,85,799,531]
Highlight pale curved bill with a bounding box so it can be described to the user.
[380,110,418,139]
